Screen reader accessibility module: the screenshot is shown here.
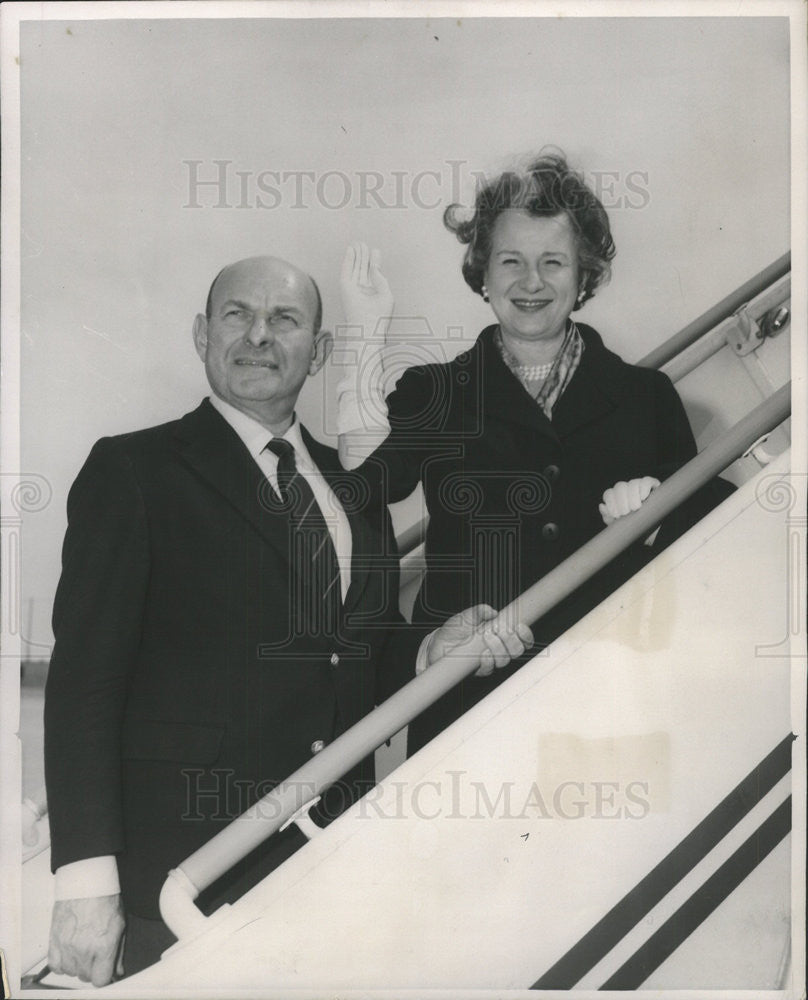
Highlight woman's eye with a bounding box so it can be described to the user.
[544,259,562,268]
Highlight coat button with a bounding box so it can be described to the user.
[310,739,325,754]
[542,522,560,541]
[543,464,560,482]
[330,652,340,667]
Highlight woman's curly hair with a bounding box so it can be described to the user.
[444,153,616,308]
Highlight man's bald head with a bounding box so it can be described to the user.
[205,257,323,333]
[193,255,332,434]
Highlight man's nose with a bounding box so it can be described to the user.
[246,315,275,347]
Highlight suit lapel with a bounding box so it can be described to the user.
[173,400,291,561]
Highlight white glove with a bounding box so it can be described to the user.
[340,242,394,335]
[336,243,394,445]
[599,477,661,526]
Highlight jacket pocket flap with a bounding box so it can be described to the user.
[122,719,224,763]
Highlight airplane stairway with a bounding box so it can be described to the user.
[17,255,800,994]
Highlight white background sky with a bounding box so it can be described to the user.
[16,12,790,652]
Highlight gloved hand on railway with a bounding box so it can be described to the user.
[599,477,661,526]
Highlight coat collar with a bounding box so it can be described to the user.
[466,323,625,440]
[174,399,290,559]
[173,400,376,614]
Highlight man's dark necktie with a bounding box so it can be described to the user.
[265,438,342,638]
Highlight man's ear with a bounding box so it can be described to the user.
[192,314,208,362]
[309,329,333,375]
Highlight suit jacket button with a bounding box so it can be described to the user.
[310,739,325,754]
[543,464,560,482]
[542,522,560,541]
[330,652,340,667]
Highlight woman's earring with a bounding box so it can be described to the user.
[481,284,490,303]
[576,289,585,307]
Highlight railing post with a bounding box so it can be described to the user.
[638,253,791,370]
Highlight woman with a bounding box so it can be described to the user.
[338,153,706,755]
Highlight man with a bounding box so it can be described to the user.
[44,256,531,985]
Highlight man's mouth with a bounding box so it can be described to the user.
[511,299,552,312]
[235,359,279,370]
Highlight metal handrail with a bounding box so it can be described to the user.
[160,383,791,939]
[638,253,790,370]
[661,275,791,385]
[395,517,428,558]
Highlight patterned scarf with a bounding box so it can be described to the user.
[496,320,584,419]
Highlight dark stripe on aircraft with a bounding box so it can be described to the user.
[601,795,791,988]
[531,733,794,990]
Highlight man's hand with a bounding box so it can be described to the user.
[599,477,660,526]
[340,242,394,337]
[424,604,534,679]
[48,895,125,986]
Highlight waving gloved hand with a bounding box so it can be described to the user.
[340,242,394,339]
[336,243,396,460]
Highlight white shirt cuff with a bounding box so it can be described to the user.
[54,856,120,900]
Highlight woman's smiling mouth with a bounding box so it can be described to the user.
[511,298,551,312]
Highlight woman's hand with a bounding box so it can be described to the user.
[340,243,394,338]
[599,477,660,526]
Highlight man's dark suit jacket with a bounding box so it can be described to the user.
[45,399,418,918]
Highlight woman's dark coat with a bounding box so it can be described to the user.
[361,323,731,753]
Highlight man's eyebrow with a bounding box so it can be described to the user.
[218,299,307,316]
[269,304,305,315]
